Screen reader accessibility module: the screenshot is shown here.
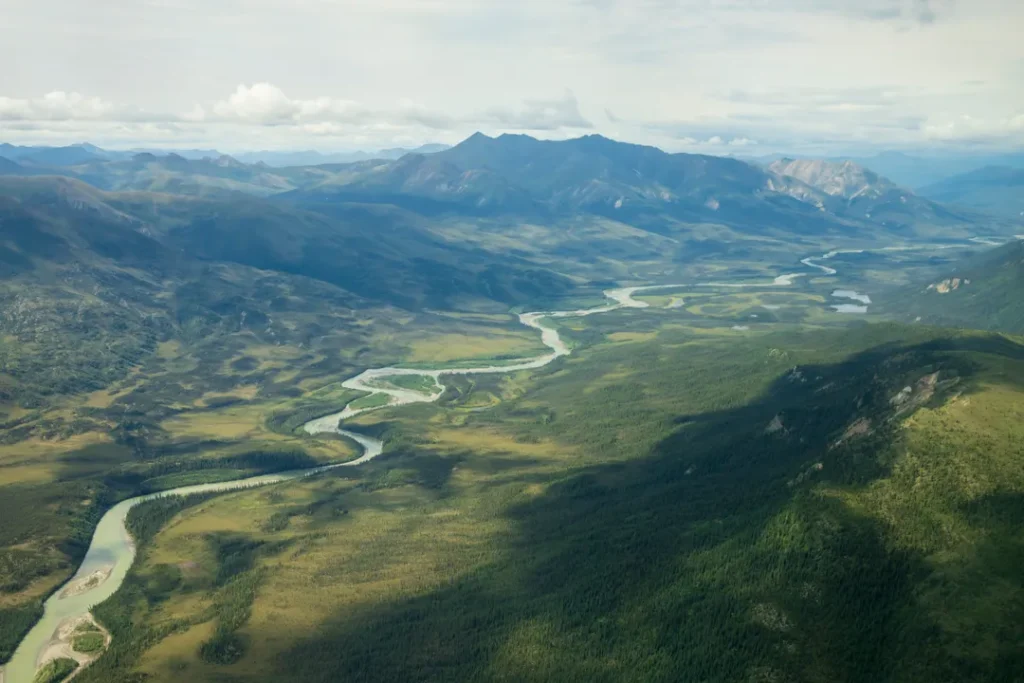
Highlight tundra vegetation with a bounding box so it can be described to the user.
[2,135,1022,681]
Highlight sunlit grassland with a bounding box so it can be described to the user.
[86,322,1024,683]
[348,393,392,411]
[376,374,440,394]
[0,301,555,658]
[0,433,115,483]
[406,329,549,363]
[122,425,578,682]
[4,237,1015,675]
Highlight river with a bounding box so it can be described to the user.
[0,239,1008,682]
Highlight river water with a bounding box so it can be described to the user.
[0,240,1004,682]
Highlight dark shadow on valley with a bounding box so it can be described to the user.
[270,335,1024,683]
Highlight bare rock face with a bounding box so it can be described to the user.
[927,277,970,294]
[769,158,900,200]
[765,415,785,435]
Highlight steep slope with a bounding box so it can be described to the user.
[882,239,1024,333]
[108,190,570,309]
[0,157,26,176]
[294,152,539,213]
[15,145,106,167]
[769,158,972,229]
[919,166,1024,219]
[67,321,1024,683]
[769,158,899,200]
[0,175,573,312]
[0,152,319,198]
[286,133,867,236]
[70,153,302,197]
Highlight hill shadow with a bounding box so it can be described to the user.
[269,334,1024,682]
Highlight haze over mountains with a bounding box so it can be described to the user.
[919,166,1024,219]
[746,150,1024,189]
[3,127,1024,683]
[1,133,1009,241]
[1,131,1018,416]
[0,142,452,169]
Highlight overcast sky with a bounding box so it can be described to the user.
[1,0,1022,154]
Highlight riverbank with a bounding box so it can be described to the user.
[4,239,1000,683]
[35,615,110,681]
[57,570,112,601]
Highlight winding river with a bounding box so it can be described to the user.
[1,239,1011,682]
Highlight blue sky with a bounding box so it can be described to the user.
[1,0,1021,154]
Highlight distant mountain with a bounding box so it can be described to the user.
[0,175,569,309]
[285,133,978,239]
[235,143,450,167]
[0,172,577,413]
[857,152,1024,189]
[0,142,452,169]
[51,152,305,198]
[882,239,1024,334]
[127,147,223,160]
[748,150,1024,189]
[289,133,829,228]
[15,145,106,167]
[918,166,1024,219]
[768,158,971,229]
[768,159,898,200]
[0,135,992,240]
[0,157,26,175]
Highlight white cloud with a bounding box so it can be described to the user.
[0,0,1022,153]
[0,91,117,121]
[922,113,1024,141]
[209,83,368,124]
[483,92,592,130]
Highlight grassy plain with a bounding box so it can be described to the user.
[0,294,542,662]
[73,315,1024,683]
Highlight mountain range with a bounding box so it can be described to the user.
[919,166,1024,219]
[0,142,451,169]
[2,135,1012,240]
[3,131,1024,683]
[745,150,1024,189]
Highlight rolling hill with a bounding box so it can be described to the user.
[882,238,1024,334]
[919,166,1024,219]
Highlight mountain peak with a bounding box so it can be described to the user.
[463,131,494,144]
[215,154,244,167]
[769,158,897,200]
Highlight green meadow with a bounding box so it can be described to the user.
[70,317,1024,683]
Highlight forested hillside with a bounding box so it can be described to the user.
[883,239,1024,334]
[69,322,1024,683]
[2,134,1023,683]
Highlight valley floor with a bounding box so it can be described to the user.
[71,319,1024,683]
[3,241,1022,683]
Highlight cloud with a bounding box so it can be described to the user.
[483,91,592,130]
[0,91,118,121]
[198,84,591,132]
[922,113,1024,142]
[0,84,595,150]
[2,0,1021,154]
[717,0,951,24]
[209,83,369,124]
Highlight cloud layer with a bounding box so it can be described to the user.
[0,0,1021,153]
